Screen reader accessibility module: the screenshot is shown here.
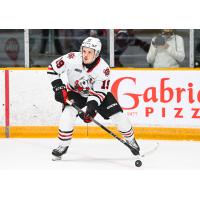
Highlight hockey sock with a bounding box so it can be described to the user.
[119,127,134,142]
[58,129,73,146]
[110,112,135,141]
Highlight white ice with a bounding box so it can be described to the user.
[0,138,200,170]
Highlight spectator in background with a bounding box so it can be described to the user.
[147,29,185,68]
[114,29,150,67]
[61,29,109,62]
[40,29,63,55]
[194,38,200,67]
[70,29,107,50]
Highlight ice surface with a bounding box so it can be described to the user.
[0,138,200,170]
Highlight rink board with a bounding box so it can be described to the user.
[0,70,5,127]
[8,69,85,126]
[7,68,200,127]
[110,69,200,127]
[0,70,5,137]
[1,68,200,140]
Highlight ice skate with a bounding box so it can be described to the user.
[126,138,140,156]
[52,145,69,161]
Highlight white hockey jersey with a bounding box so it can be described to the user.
[47,52,111,106]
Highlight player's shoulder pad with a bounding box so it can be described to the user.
[64,52,81,63]
[50,52,81,73]
[97,57,111,78]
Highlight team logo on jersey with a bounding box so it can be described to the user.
[74,75,94,97]
[68,52,75,59]
[103,68,110,77]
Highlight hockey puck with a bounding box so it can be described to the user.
[135,160,142,167]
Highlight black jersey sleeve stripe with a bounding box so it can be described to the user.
[47,71,58,75]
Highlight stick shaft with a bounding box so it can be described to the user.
[65,99,133,150]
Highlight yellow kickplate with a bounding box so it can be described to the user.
[9,126,87,138]
[134,127,200,141]
[7,125,200,141]
[0,127,5,138]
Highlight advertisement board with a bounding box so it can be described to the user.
[6,69,200,129]
[0,70,5,126]
[9,70,84,126]
[110,70,200,127]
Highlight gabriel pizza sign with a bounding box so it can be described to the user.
[110,70,200,127]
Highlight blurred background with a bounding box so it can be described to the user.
[0,29,199,68]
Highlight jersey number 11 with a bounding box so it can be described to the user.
[101,80,110,89]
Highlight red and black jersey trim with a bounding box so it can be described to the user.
[47,64,58,75]
[67,84,77,93]
[89,90,105,102]
[95,91,106,97]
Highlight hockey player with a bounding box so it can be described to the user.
[47,37,140,160]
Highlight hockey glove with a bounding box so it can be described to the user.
[51,79,68,104]
[79,100,98,123]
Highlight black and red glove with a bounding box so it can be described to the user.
[79,100,98,123]
[51,79,68,104]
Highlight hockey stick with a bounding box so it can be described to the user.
[65,99,140,157]
[140,142,159,158]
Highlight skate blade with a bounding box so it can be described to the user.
[52,156,62,161]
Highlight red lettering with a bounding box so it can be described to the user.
[175,87,186,103]
[198,91,200,102]
[145,107,154,117]
[160,78,174,103]
[143,87,158,102]
[191,108,200,118]
[111,77,142,110]
[188,83,195,103]
[162,107,166,118]
[110,76,200,113]
[174,108,183,118]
